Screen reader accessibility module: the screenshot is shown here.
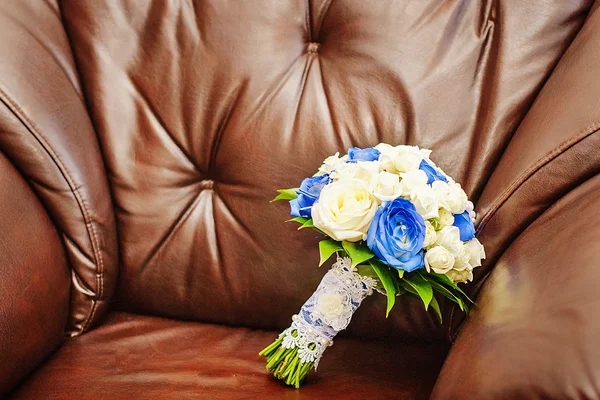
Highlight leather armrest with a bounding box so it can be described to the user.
[447,0,600,339]
[473,0,600,282]
[432,174,600,399]
[0,154,71,397]
[0,1,118,335]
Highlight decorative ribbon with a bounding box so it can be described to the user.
[279,257,377,368]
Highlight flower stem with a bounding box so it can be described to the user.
[258,336,283,357]
[259,333,315,388]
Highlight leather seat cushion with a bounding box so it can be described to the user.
[9,312,447,399]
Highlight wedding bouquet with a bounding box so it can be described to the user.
[259,144,485,388]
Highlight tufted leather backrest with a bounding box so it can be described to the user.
[59,0,592,341]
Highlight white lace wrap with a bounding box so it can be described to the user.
[279,257,377,369]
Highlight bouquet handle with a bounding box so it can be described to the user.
[259,257,377,387]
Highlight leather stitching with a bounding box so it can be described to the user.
[82,299,98,332]
[98,271,103,304]
[476,121,600,234]
[80,194,105,298]
[448,122,600,341]
[0,85,104,334]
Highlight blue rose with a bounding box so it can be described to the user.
[419,159,448,184]
[366,198,426,272]
[348,147,381,162]
[289,174,331,218]
[453,211,475,241]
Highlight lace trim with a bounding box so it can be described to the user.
[278,257,377,369]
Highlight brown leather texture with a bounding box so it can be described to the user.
[9,312,447,400]
[2,0,600,398]
[432,173,600,399]
[0,0,119,335]
[0,152,71,397]
[60,0,591,342]
[449,2,600,337]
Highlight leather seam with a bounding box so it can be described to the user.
[449,171,600,342]
[314,0,334,40]
[80,194,105,298]
[0,86,104,331]
[304,0,312,42]
[449,122,600,340]
[476,121,600,234]
[447,300,456,343]
[82,299,98,332]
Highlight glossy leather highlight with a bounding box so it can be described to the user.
[10,313,447,400]
[432,174,600,399]
[0,0,118,336]
[1,0,599,398]
[60,0,592,341]
[0,153,70,397]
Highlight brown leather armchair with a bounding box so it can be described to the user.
[1,1,599,399]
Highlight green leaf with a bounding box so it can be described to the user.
[404,273,433,310]
[271,188,299,202]
[297,219,314,230]
[428,273,474,304]
[394,270,409,295]
[399,280,420,298]
[368,260,397,317]
[399,280,453,319]
[429,295,443,323]
[427,280,468,313]
[318,240,343,267]
[297,219,326,235]
[286,217,309,225]
[342,241,375,268]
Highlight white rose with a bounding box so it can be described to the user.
[453,245,472,271]
[409,184,440,220]
[437,208,455,227]
[399,169,428,196]
[435,226,462,254]
[331,161,380,190]
[446,268,473,284]
[423,221,437,248]
[446,182,468,214]
[394,145,424,173]
[330,160,357,181]
[425,246,455,274]
[375,143,400,173]
[373,171,403,202]
[354,161,381,189]
[431,181,450,210]
[316,292,352,330]
[465,238,485,268]
[312,179,378,242]
[316,152,348,176]
[374,143,396,154]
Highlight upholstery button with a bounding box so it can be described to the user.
[199,179,214,190]
[307,42,320,54]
